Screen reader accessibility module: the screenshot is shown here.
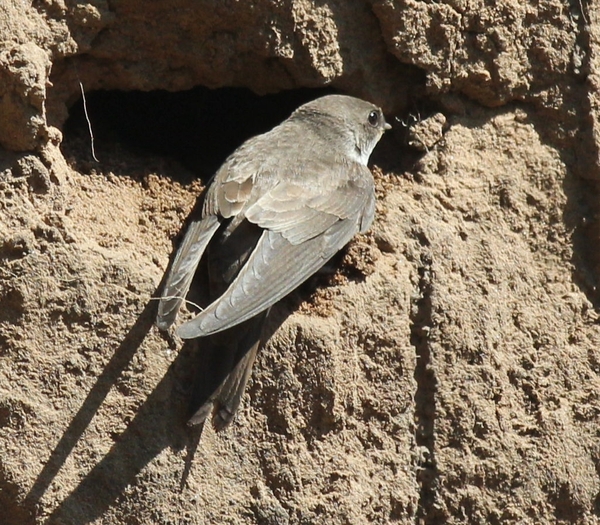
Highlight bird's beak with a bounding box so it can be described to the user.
[384,122,392,131]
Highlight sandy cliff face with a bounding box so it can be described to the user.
[1,1,600,523]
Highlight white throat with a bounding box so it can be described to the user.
[350,144,374,166]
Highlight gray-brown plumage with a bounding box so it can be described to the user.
[156,94,390,429]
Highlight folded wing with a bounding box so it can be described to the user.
[176,218,359,338]
[245,173,372,245]
[161,155,374,338]
[156,215,220,330]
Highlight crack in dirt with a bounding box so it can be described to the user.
[409,235,440,524]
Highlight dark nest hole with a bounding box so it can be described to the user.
[61,86,338,180]
[61,85,415,181]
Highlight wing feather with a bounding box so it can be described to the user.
[245,163,373,245]
[156,215,220,330]
[176,218,358,338]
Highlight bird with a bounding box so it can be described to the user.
[156,94,391,429]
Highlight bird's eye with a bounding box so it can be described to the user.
[368,110,380,126]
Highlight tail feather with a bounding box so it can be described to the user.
[187,311,267,429]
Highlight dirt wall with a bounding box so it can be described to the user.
[1,1,600,523]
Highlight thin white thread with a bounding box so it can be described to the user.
[79,81,99,162]
[149,296,204,312]
[579,0,588,24]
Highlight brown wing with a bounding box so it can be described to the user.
[176,162,374,338]
[156,216,221,330]
[176,215,361,338]
[156,145,257,330]
[244,177,371,245]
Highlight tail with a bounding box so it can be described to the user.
[187,311,268,430]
